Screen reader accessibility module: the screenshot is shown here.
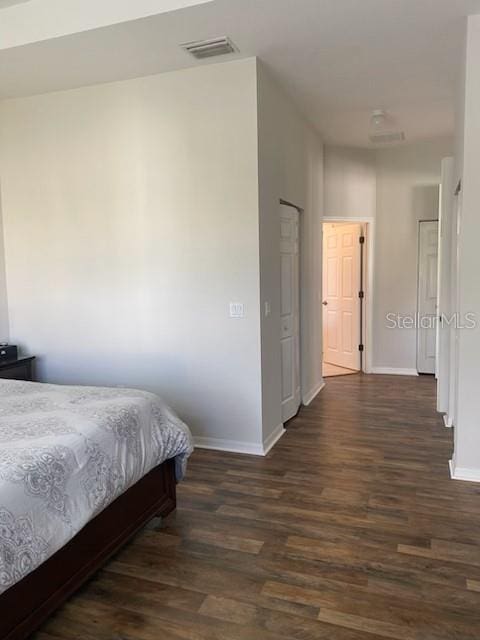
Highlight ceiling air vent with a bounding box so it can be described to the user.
[369,131,406,145]
[181,36,237,60]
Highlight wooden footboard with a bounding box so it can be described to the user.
[0,458,177,640]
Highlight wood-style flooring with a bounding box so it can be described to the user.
[34,374,480,640]
[323,362,358,377]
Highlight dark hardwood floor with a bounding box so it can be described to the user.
[34,374,480,640]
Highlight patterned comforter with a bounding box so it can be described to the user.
[0,379,193,595]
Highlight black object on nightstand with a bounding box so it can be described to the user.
[0,356,36,381]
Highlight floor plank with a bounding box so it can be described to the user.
[33,374,480,639]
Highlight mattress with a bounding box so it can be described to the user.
[0,379,193,595]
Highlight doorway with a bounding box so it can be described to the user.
[322,222,364,377]
[322,218,373,378]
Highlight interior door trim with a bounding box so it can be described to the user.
[323,216,375,374]
[280,198,303,214]
[416,219,439,375]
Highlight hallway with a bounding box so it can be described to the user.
[38,375,480,640]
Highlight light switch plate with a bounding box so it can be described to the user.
[229,302,245,318]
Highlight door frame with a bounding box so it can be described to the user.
[447,182,462,431]
[436,158,454,414]
[416,219,439,375]
[322,216,374,374]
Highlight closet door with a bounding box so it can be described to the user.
[417,220,439,374]
[280,204,300,422]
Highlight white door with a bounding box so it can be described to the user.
[436,158,454,413]
[322,223,361,370]
[417,220,439,374]
[280,205,301,422]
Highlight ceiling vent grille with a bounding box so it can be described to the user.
[369,131,406,145]
[181,36,237,60]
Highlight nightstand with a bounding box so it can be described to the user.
[0,356,36,381]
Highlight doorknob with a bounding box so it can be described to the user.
[322,301,328,306]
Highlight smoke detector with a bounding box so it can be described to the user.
[369,109,405,145]
[371,109,386,128]
[181,36,238,60]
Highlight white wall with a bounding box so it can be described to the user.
[324,146,376,219]
[324,139,452,372]
[0,203,8,341]
[257,61,324,441]
[451,14,480,480]
[436,156,455,415]
[374,138,452,371]
[0,0,212,50]
[0,58,264,449]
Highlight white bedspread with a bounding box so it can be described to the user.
[0,379,193,595]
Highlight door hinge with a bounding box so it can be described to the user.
[359,344,364,352]
[359,291,364,299]
[359,236,365,244]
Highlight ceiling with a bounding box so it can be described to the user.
[0,0,212,50]
[1,0,479,147]
[0,0,30,7]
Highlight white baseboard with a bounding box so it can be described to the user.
[449,459,480,483]
[194,437,265,456]
[371,367,419,376]
[443,414,453,428]
[302,381,325,406]
[194,423,286,457]
[263,423,286,455]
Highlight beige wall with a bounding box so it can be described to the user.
[0,56,326,454]
[0,203,8,342]
[0,58,264,449]
[324,146,376,219]
[257,61,324,440]
[324,139,452,372]
[452,14,480,478]
[374,138,452,371]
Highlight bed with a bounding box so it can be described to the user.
[0,379,193,640]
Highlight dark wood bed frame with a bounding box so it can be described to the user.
[0,458,177,640]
